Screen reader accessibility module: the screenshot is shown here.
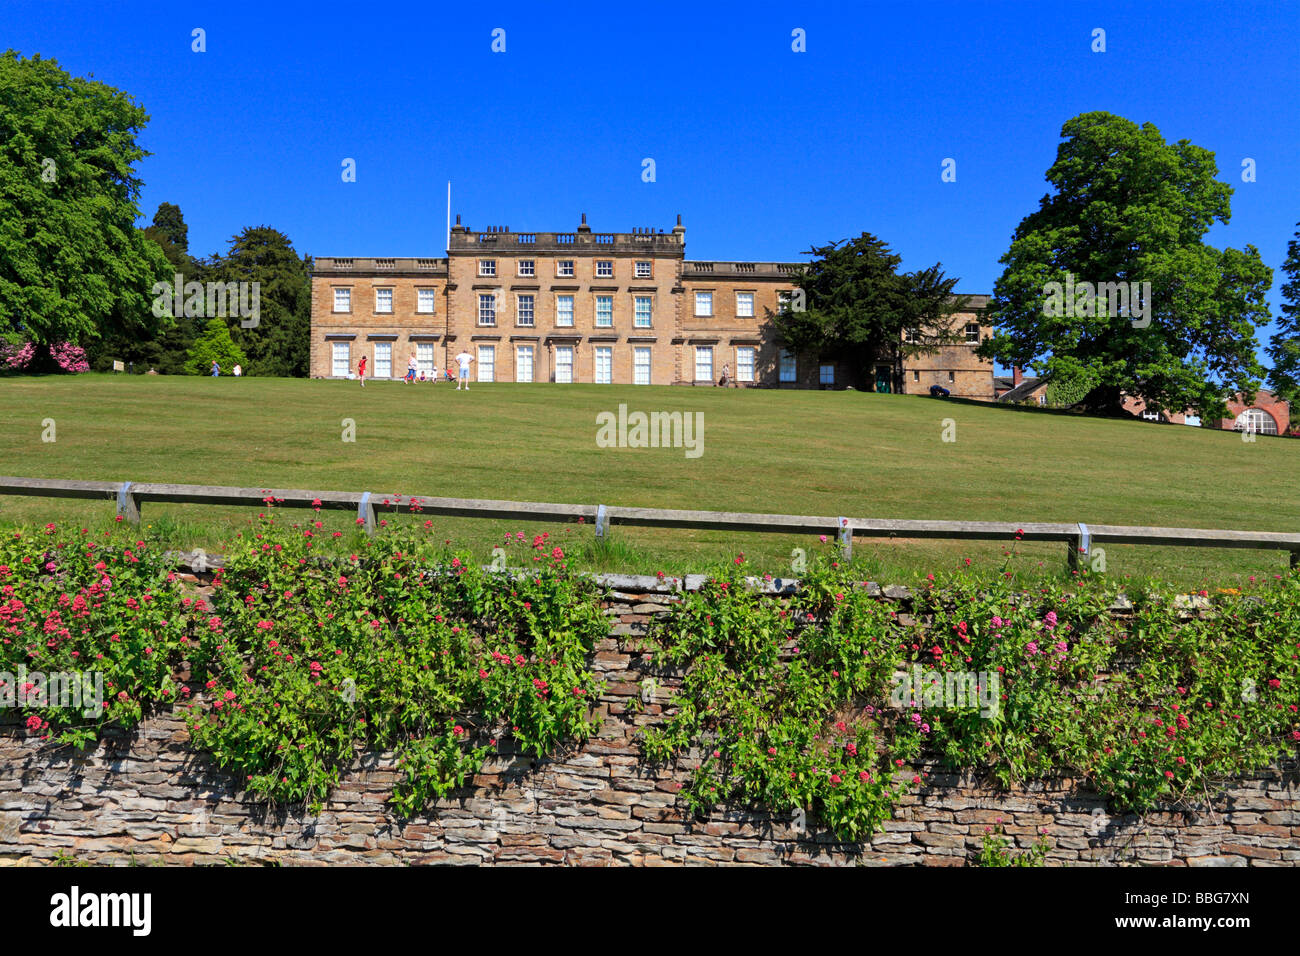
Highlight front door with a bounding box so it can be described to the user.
[875,364,892,394]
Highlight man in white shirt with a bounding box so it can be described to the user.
[454,350,474,390]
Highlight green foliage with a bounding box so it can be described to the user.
[184,318,247,375]
[643,545,1300,841]
[975,824,1050,866]
[184,516,606,813]
[209,226,312,378]
[1267,223,1300,405]
[979,111,1274,420]
[1044,367,1099,408]
[0,515,606,817]
[0,50,172,346]
[771,233,968,390]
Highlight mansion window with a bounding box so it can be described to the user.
[736,346,755,382]
[965,322,980,343]
[694,292,713,317]
[635,261,652,278]
[557,260,575,277]
[556,295,574,327]
[518,260,535,276]
[416,288,436,314]
[478,293,497,326]
[634,295,652,328]
[779,349,796,382]
[736,292,754,317]
[333,288,351,312]
[596,260,613,278]
[517,294,535,327]
[479,259,496,277]
[375,288,393,314]
[595,295,613,327]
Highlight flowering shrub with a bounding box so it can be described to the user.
[642,546,1300,841]
[0,525,191,747]
[183,513,606,813]
[49,342,89,373]
[1,514,607,816]
[0,341,35,370]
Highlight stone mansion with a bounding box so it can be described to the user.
[309,214,995,398]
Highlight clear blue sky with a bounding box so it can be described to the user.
[7,0,1299,350]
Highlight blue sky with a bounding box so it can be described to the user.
[7,0,1299,349]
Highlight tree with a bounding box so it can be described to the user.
[0,50,172,347]
[207,226,312,377]
[148,201,188,252]
[770,232,968,390]
[184,318,247,375]
[1267,223,1300,404]
[978,112,1273,421]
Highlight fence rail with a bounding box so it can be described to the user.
[1,475,1298,571]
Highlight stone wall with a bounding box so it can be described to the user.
[1,574,1296,866]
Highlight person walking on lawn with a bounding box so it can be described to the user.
[357,354,367,388]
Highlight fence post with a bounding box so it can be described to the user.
[116,482,140,525]
[838,517,852,560]
[357,492,375,535]
[595,504,608,541]
[1068,522,1090,572]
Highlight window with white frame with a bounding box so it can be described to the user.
[694,292,713,317]
[374,342,392,378]
[478,294,496,326]
[736,292,754,317]
[516,345,534,382]
[820,364,834,385]
[479,260,496,277]
[777,290,793,310]
[779,349,796,382]
[595,260,613,278]
[633,347,651,385]
[736,346,755,382]
[595,295,613,327]
[634,295,652,328]
[415,343,435,377]
[965,322,980,343]
[695,346,713,382]
[331,341,350,377]
[1235,408,1278,434]
[555,346,574,383]
[557,260,574,277]
[904,328,920,344]
[417,288,436,314]
[517,294,534,327]
[635,261,652,278]
[477,345,495,382]
[594,346,612,384]
[518,259,535,277]
[556,295,574,327]
[333,288,351,312]
[374,289,393,313]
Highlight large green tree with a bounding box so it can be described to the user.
[1266,223,1300,404]
[770,232,968,390]
[184,318,247,375]
[207,226,312,377]
[0,50,171,347]
[979,112,1273,420]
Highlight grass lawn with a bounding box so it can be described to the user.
[1,373,1296,587]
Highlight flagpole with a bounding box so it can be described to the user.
[446,181,451,254]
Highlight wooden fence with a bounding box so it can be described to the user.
[1,475,1298,571]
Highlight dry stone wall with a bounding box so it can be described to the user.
[1,573,1296,866]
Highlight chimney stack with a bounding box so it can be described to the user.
[1012,366,1023,387]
